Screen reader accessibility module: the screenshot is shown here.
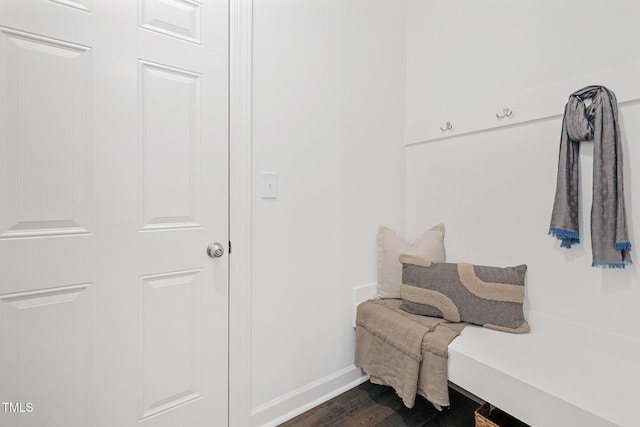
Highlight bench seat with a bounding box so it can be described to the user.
[448,317,639,427]
[352,286,639,426]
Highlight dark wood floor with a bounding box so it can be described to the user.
[279,381,482,427]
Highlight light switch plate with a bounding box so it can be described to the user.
[261,172,278,199]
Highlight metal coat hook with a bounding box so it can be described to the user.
[496,107,513,119]
[440,121,453,132]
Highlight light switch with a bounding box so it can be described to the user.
[261,172,278,199]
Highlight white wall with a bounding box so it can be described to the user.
[405,0,640,122]
[250,1,406,424]
[405,0,640,349]
[247,1,640,424]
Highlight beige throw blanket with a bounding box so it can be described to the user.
[354,299,466,409]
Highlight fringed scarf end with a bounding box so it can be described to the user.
[549,228,580,248]
[615,241,632,251]
[591,260,631,269]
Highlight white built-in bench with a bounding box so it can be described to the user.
[353,286,640,427]
[448,313,640,427]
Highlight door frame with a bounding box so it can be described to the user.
[229,0,253,425]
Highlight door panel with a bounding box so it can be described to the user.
[0,284,90,426]
[139,269,203,421]
[139,59,202,231]
[0,27,90,239]
[0,1,229,426]
[139,0,202,44]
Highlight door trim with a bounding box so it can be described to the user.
[229,0,253,425]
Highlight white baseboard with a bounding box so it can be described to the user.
[250,365,368,427]
[250,284,378,426]
[352,283,377,327]
[353,282,377,303]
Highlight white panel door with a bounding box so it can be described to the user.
[0,1,229,426]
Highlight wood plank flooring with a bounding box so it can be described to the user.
[279,381,482,427]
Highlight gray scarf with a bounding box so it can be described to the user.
[549,85,632,268]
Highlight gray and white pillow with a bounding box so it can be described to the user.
[399,254,529,333]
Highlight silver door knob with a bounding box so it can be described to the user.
[207,242,224,258]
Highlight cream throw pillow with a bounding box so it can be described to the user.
[376,224,446,299]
